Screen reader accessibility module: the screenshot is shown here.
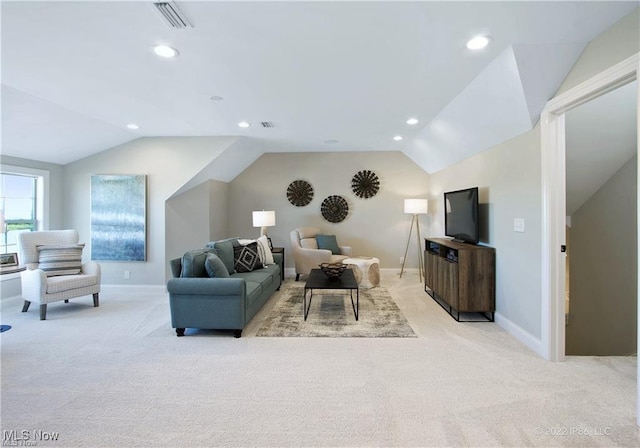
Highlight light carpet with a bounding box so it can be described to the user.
[256,285,416,337]
[1,273,639,447]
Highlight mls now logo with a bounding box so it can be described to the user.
[3,429,60,445]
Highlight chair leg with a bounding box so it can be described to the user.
[39,304,47,320]
[295,273,300,281]
[93,293,99,307]
[22,301,31,312]
[233,330,242,338]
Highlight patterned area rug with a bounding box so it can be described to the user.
[256,285,416,337]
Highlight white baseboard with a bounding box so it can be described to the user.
[495,311,544,357]
[101,284,167,295]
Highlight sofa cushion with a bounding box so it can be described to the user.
[233,270,274,290]
[46,273,98,294]
[205,253,230,278]
[207,239,238,275]
[300,238,318,249]
[37,244,84,277]
[316,234,341,255]
[180,249,213,278]
[233,242,262,273]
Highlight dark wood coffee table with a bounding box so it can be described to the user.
[304,268,359,321]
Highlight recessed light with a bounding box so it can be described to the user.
[393,136,403,141]
[466,35,491,50]
[238,121,250,128]
[153,45,179,58]
[406,118,419,125]
[324,139,339,144]
[126,123,140,130]
[210,96,224,102]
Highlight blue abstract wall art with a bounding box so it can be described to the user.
[91,175,146,261]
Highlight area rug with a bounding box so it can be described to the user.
[256,284,417,337]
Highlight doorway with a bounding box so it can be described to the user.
[540,52,639,424]
[564,81,638,355]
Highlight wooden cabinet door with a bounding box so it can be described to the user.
[424,250,438,292]
[437,258,458,307]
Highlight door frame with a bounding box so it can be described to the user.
[540,53,639,422]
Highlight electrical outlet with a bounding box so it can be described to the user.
[124,270,130,280]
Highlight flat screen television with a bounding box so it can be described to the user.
[444,187,479,244]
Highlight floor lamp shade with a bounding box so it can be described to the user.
[404,199,428,215]
[252,211,276,236]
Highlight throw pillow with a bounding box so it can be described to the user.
[206,239,239,275]
[257,235,275,265]
[316,234,341,255]
[233,242,262,273]
[180,249,212,278]
[204,253,230,278]
[37,244,85,277]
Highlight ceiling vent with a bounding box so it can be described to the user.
[153,2,193,29]
[261,121,274,128]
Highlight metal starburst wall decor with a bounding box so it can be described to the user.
[351,170,380,199]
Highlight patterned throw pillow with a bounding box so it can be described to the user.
[233,242,262,273]
[37,244,85,277]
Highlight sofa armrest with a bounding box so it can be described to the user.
[339,246,352,257]
[167,277,245,296]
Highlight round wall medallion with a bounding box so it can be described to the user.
[321,195,349,223]
[351,170,380,199]
[286,180,314,207]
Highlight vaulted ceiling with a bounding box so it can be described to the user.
[1,1,637,175]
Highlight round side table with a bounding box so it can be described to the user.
[343,256,380,288]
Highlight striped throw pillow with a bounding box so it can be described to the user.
[37,244,85,277]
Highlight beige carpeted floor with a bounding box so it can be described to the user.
[1,272,638,447]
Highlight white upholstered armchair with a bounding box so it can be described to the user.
[17,230,101,320]
[290,227,352,281]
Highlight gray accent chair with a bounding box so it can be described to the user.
[17,230,100,320]
[290,227,352,281]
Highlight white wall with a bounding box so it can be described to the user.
[62,137,236,285]
[165,179,229,279]
[428,128,543,338]
[227,152,430,271]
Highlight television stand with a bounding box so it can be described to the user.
[424,238,495,322]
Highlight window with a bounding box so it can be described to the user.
[0,165,49,255]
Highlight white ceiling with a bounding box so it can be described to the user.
[1,1,637,174]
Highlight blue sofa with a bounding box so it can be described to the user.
[167,239,282,338]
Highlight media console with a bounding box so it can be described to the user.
[424,237,495,322]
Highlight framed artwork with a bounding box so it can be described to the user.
[91,175,146,261]
[0,252,18,268]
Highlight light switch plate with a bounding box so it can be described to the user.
[514,218,525,233]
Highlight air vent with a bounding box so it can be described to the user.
[261,121,274,128]
[153,1,192,29]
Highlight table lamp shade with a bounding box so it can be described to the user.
[404,199,428,215]
[252,211,276,228]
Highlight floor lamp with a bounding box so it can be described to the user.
[400,199,428,282]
